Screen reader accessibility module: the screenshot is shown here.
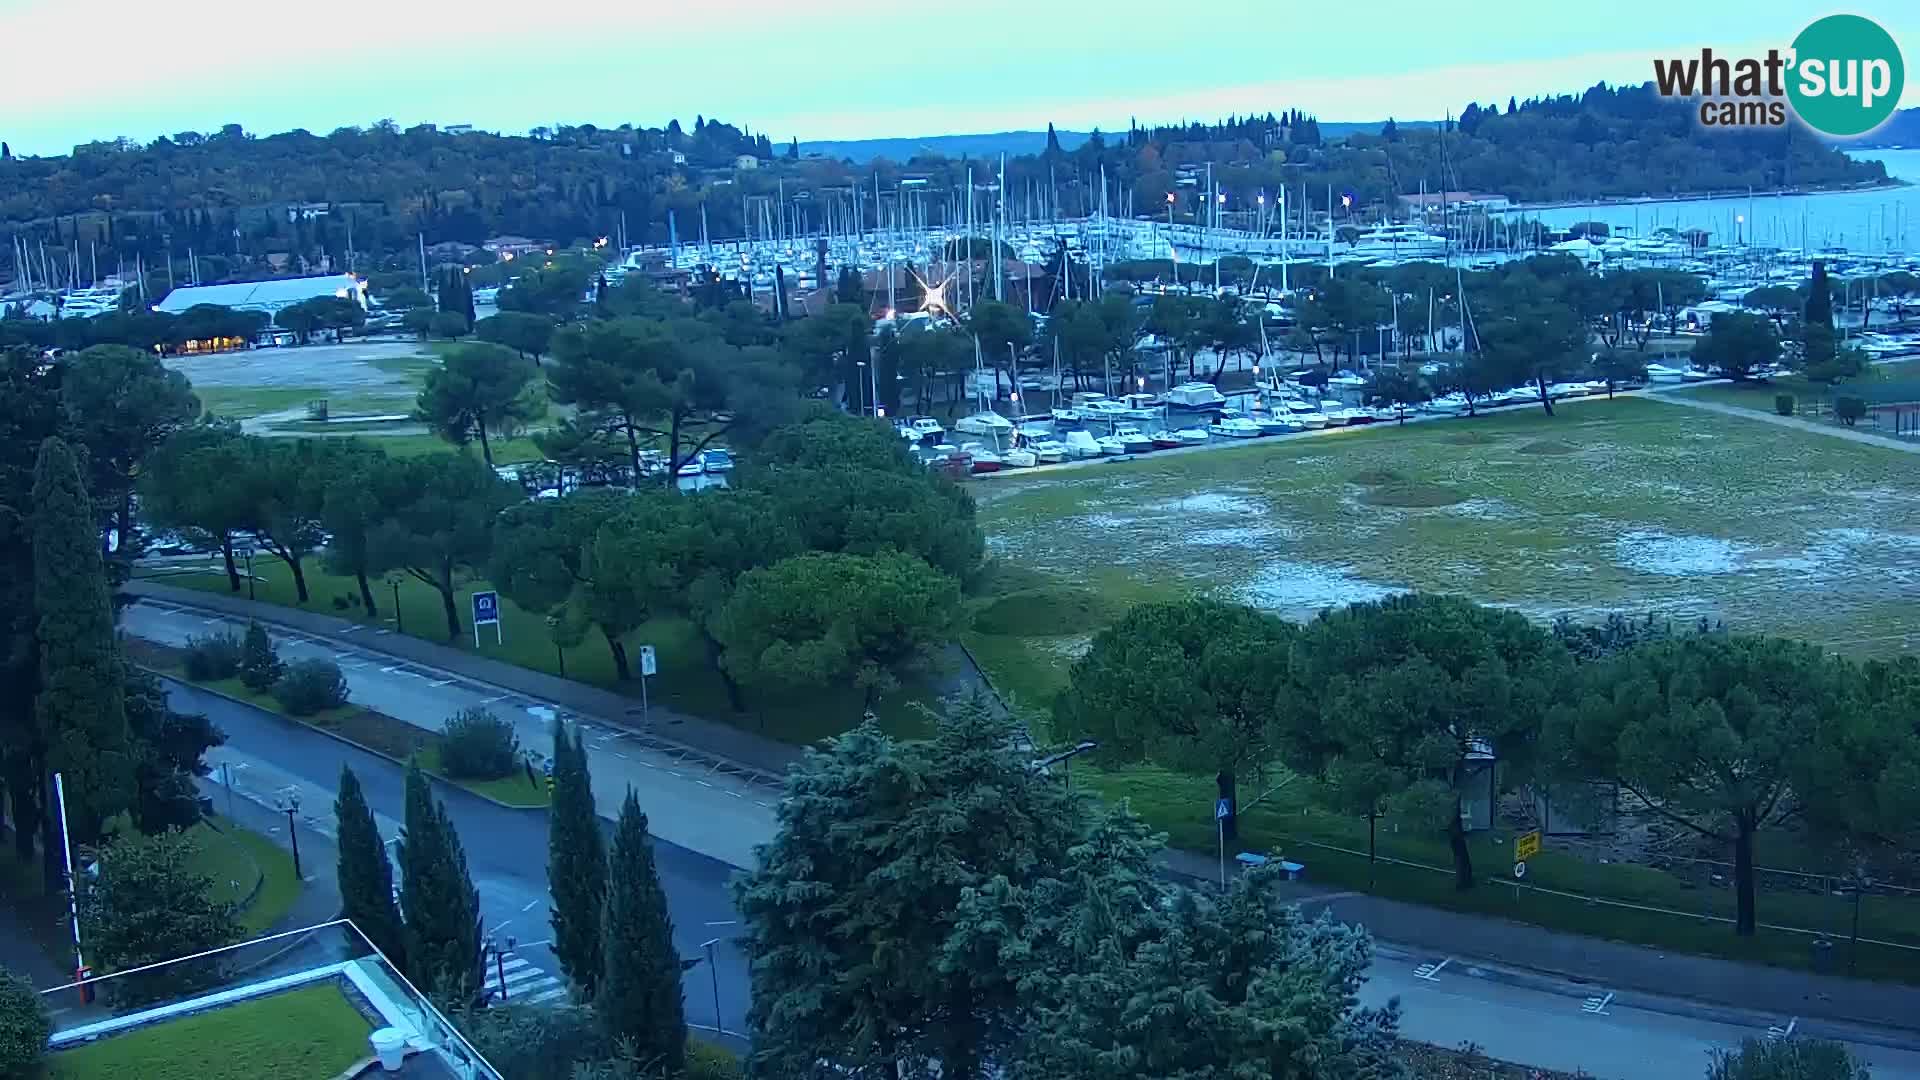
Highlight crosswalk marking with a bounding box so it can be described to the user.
[488,951,568,1007]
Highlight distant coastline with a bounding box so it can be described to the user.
[1494,178,1911,216]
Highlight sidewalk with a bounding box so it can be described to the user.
[1646,389,1920,455]
[1160,846,1920,1035]
[125,579,803,779]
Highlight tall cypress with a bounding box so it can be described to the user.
[32,437,135,845]
[599,790,684,1074]
[548,721,605,999]
[1803,259,1836,367]
[335,764,407,969]
[459,273,476,327]
[397,760,483,1002]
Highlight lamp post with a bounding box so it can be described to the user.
[235,542,256,601]
[702,938,724,1035]
[387,574,404,634]
[278,791,303,879]
[546,615,566,678]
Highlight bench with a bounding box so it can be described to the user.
[1235,853,1306,881]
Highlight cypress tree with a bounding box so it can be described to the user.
[334,764,406,969]
[397,760,483,1002]
[459,273,476,327]
[1806,260,1834,328]
[548,721,605,1000]
[32,437,135,845]
[599,790,684,1074]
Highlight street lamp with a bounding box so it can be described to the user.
[277,791,303,879]
[702,938,724,1034]
[545,615,566,678]
[387,573,404,634]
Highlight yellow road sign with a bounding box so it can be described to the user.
[1515,830,1542,862]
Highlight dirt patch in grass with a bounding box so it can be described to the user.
[1444,430,1499,445]
[1358,482,1467,508]
[972,587,1118,636]
[1349,468,1405,487]
[1518,438,1578,455]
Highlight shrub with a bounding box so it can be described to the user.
[1773,393,1795,417]
[183,630,244,681]
[1835,395,1866,427]
[458,1003,610,1080]
[429,311,470,340]
[687,1040,744,1080]
[1708,1037,1867,1080]
[439,708,519,780]
[239,621,284,692]
[0,968,49,1077]
[274,658,349,716]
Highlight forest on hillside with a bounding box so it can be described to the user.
[0,83,1889,290]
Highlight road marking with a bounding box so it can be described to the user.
[374,629,391,635]
[521,900,540,912]
[379,666,403,674]
[429,679,453,687]
[696,780,714,788]
[1767,1017,1798,1041]
[704,920,737,927]
[338,626,362,634]
[1582,992,1613,1015]
[727,791,743,800]
[614,753,629,760]
[525,987,570,1004]
[1413,958,1451,981]
[638,761,657,768]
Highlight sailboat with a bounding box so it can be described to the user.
[953,336,1015,445]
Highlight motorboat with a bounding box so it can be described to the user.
[1546,382,1590,399]
[1082,400,1132,424]
[1296,410,1327,429]
[1680,366,1712,382]
[1644,363,1688,383]
[1422,393,1469,416]
[1210,417,1264,438]
[1013,412,1056,436]
[1069,391,1111,408]
[1062,430,1103,458]
[900,417,945,443]
[1172,427,1211,446]
[1284,398,1321,415]
[1163,382,1228,415]
[961,443,1003,473]
[1113,425,1156,453]
[1152,430,1187,449]
[1118,393,1164,420]
[1095,434,1128,455]
[1369,405,1404,423]
[1324,406,1367,425]
[1346,225,1449,260]
[698,448,735,473]
[1326,370,1369,390]
[1001,448,1038,468]
[676,458,705,477]
[954,411,1016,438]
[1253,416,1297,435]
[1030,440,1070,464]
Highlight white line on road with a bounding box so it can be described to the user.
[526,987,570,1004]
[696,780,713,788]
[1413,958,1451,981]
[614,753,629,760]
[429,679,453,687]
[521,900,540,912]
[1582,992,1614,1015]
[1767,1017,1798,1041]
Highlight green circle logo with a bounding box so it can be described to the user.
[1787,15,1904,137]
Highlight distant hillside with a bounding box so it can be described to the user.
[1834,106,1920,148]
[800,121,1443,162]
[799,130,1091,163]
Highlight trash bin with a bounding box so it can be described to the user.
[369,1027,407,1072]
[1810,938,1834,973]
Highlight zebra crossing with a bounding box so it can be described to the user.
[487,952,570,1007]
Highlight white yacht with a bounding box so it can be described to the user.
[1117,393,1164,420]
[1210,417,1264,438]
[1164,382,1228,416]
[1095,434,1128,455]
[953,411,1016,439]
[1113,425,1156,453]
[1029,440,1070,464]
[1644,363,1688,383]
[899,417,945,443]
[1062,430,1103,458]
[1347,225,1449,261]
[1001,448,1038,468]
[1171,427,1211,446]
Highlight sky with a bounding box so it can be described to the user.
[4,0,1918,156]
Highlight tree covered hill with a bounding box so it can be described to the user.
[0,83,1890,290]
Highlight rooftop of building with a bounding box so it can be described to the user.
[153,274,362,314]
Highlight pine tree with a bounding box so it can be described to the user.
[335,764,406,969]
[238,621,283,691]
[548,721,606,1000]
[398,760,483,1002]
[1804,260,1836,368]
[598,790,684,1074]
[32,437,135,845]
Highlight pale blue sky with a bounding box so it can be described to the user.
[3,0,1915,155]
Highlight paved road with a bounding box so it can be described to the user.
[125,598,779,869]
[126,597,1920,1077]
[172,681,752,1040]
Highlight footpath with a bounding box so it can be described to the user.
[123,580,1920,1036]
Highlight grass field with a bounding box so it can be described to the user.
[49,983,372,1080]
[1670,357,1920,420]
[185,822,302,935]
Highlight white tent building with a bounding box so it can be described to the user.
[154,274,367,317]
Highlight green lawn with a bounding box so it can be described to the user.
[137,557,942,745]
[184,822,302,935]
[49,983,372,1080]
[1669,357,1920,419]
